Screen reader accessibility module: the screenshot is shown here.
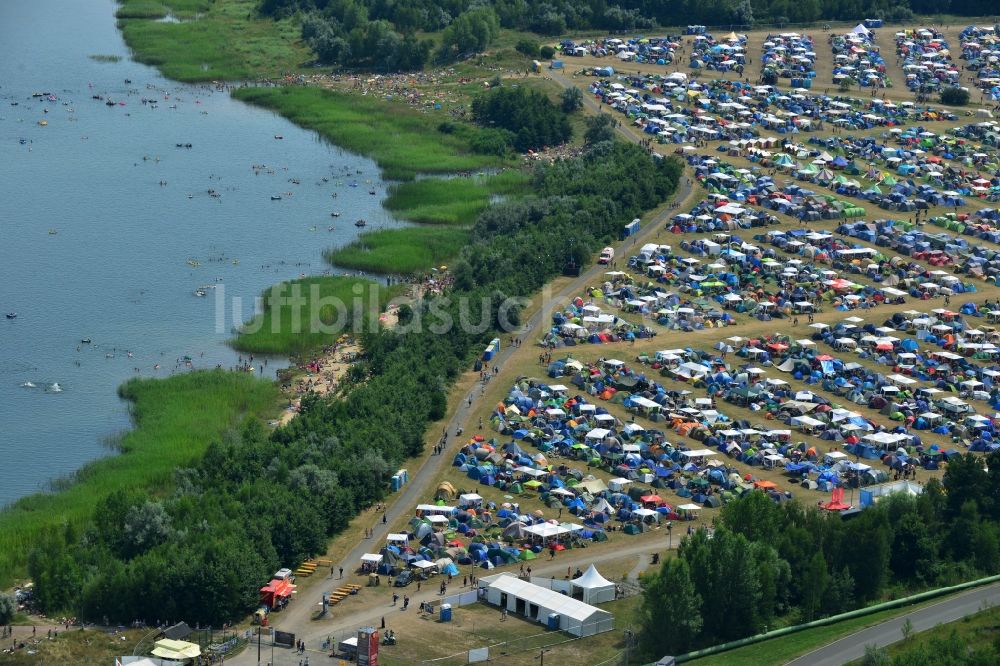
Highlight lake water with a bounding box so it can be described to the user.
[0,0,401,505]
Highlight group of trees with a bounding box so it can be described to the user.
[299,5,434,71]
[26,140,680,625]
[471,86,573,153]
[269,0,998,70]
[640,451,1000,659]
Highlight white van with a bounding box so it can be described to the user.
[599,247,614,264]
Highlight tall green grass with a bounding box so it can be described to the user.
[118,0,309,81]
[0,370,277,586]
[116,0,211,19]
[231,276,400,355]
[326,227,469,274]
[384,171,528,225]
[233,87,505,180]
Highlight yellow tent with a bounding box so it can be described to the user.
[151,639,201,661]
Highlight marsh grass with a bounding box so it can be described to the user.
[0,370,277,587]
[88,54,123,62]
[325,227,470,273]
[384,170,528,224]
[233,86,506,180]
[231,276,400,355]
[118,0,309,81]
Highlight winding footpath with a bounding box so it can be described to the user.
[227,74,693,665]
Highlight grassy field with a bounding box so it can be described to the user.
[326,227,470,274]
[231,276,401,355]
[385,170,529,225]
[859,604,1000,663]
[378,596,639,666]
[232,86,506,180]
[0,370,278,587]
[0,627,148,665]
[682,597,951,666]
[117,0,310,81]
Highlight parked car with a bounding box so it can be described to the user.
[393,570,414,587]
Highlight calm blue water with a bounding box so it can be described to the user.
[0,0,401,504]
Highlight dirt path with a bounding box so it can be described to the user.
[225,102,695,666]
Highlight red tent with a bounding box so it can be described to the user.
[821,487,851,511]
[260,578,296,609]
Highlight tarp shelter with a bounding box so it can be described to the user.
[479,573,614,637]
[860,480,924,508]
[161,622,193,641]
[387,533,409,547]
[151,639,201,661]
[459,493,483,508]
[571,564,616,604]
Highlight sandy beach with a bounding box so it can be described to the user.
[274,303,402,426]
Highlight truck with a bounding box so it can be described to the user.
[598,247,615,264]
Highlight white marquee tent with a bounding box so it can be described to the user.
[571,565,616,604]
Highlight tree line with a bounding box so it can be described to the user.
[25,139,680,625]
[270,0,999,73]
[640,451,1000,659]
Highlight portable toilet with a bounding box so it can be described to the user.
[440,604,453,622]
[532,60,542,73]
[547,613,560,630]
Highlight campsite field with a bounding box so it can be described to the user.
[17,8,1000,662]
[0,370,279,587]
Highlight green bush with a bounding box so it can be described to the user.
[471,128,515,155]
[940,87,970,106]
[0,593,14,624]
[540,45,556,60]
[515,38,539,57]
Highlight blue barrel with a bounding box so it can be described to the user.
[440,604,452,622]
